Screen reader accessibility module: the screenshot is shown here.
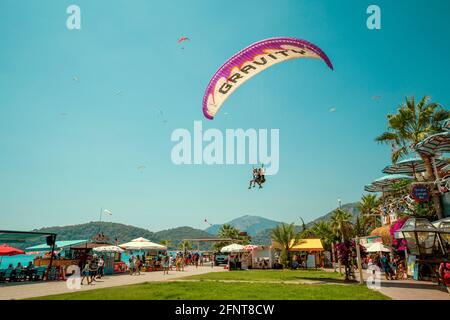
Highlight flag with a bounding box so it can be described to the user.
[103,209,112,215]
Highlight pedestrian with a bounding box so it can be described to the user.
[97,256,105,279]
[81,260,92,285]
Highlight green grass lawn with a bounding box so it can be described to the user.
[181,269,344,282]
[31,269,389,300]
[32,281,389,300]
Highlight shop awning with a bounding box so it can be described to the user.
[0,230,57,243]
[272,239,324,252]
[25,240,87,252]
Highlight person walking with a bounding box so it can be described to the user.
[135,255,141,275]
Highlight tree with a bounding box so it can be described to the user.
[330,209,353,242]
[214,224,251,251]
[298,217,314,238]
[375,95,449,218]
[357,194,380,231]
[309,220,337,251]
[270,223,302,268]
[218,224,239,239]
[178,240,192,251]
[160,239,171,249]
[353,215,372,237]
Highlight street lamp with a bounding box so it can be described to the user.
[337,198,342,209]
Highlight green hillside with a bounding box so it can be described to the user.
[19,222,213,250]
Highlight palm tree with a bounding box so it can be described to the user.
[353,215,373,237]
[309,220,336,251]
[178,240,192,251]
[270,223,302,268]
[218,224,251,244]
[376,95,449,218]
[160,239,171,249]
[218,224,239,240]
[330,209,353,242]
[357,194,380,230]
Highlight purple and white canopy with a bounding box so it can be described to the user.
[202,37,333,120]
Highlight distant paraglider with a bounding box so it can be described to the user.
[202,37,333,120]
[178,36,190,44]
[178,36,190,49]
[155,107,168,123]
[137,165,146,173]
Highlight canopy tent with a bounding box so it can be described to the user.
[272,239,324,252]
[0,230,57,244]
[382,157,447,175]
[25,240,87,252]
[220,243,245,253]
[119,237,167,251]
[415,131,450,156]
[93,245,124,253]
[363,242,391,253]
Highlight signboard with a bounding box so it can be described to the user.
[359,236,382,246]
[411,184,430,202]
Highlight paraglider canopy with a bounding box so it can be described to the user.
[202,37,333,120]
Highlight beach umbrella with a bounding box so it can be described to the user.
[243,245,259,251]
[93,245,124,253]
[220,243,245,253]
[415,132,450,156]
[382,157,447,176]
[364,242,391,253]
[0,244,25,256]
[371,174,414,187]
[119,237,167,250]
[0,244,25,267]
[364,184,388,193]
[415,132,450,180]
[443,119,450,132]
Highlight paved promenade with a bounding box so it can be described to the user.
[349,268,450,300]
[0,266,226,300]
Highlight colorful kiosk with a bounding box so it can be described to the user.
[272,239,325,268]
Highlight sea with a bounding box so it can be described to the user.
[1,251,179,269]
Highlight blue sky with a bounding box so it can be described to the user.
[1,0,449,231]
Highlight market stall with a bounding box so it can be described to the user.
[248,245,273,269]
[26,240,88,271]
[93,245,126,274]
[272,239,325,268]
[119,237,167,271]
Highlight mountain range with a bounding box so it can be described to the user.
[17,202,360,249]
[204,203,360,245]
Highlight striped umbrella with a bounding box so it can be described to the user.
[364,184,387,193]
[415,131,450,156]
[382,157,448,175]
[444,119,450,132]
[371,174,414,190]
